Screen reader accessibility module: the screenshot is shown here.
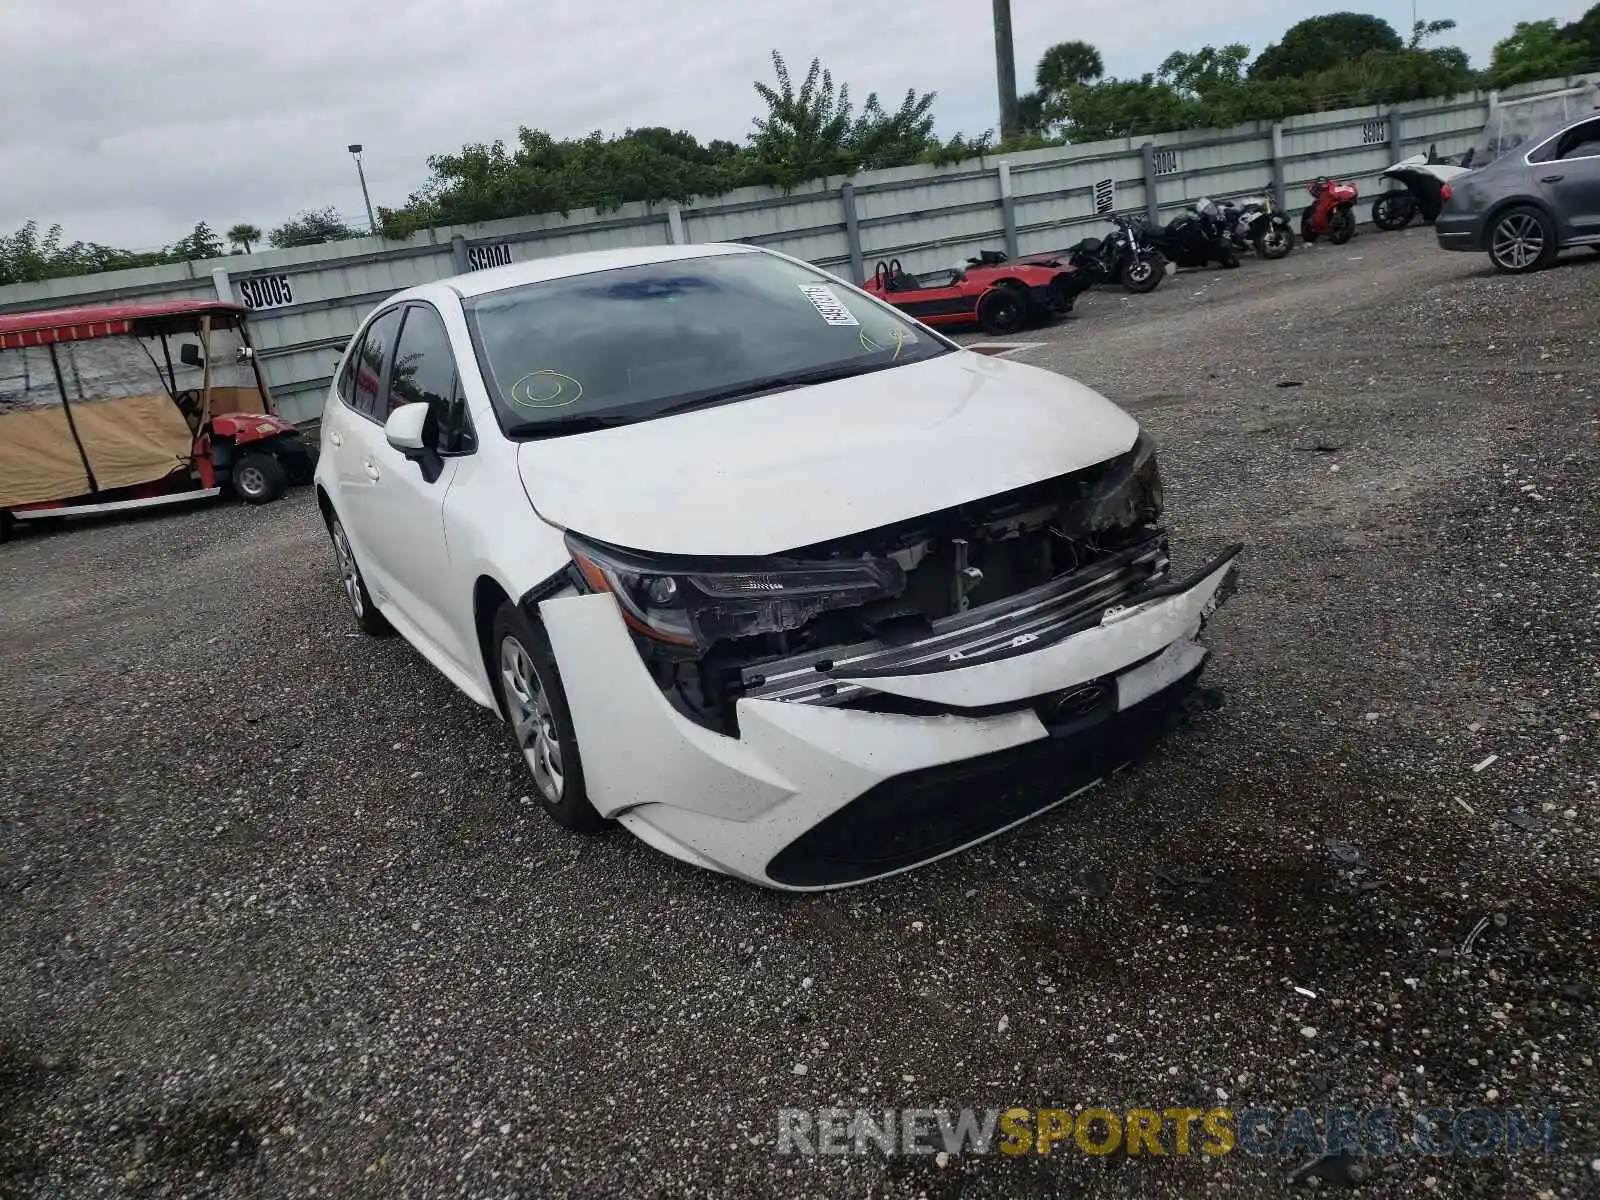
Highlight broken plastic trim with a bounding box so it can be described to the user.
[740,535,1176,706]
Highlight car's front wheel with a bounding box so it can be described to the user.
[492,602,602,833]
[1487,206,1557,274]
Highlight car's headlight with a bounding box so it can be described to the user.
[1064,431,1164,532]
[565,533,905,649]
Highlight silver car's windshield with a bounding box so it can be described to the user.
[1467,85,1600,167]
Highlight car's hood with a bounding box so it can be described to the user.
[515,352,1140,557]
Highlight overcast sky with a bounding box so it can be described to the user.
[2,0,1587,250]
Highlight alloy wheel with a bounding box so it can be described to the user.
[236,464,267,499]
[1491,214,1543,271]
[500,637,565,803]
[332,522,364,618]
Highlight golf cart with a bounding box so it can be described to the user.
[1373,82,1600,230]
[0,299,314,541]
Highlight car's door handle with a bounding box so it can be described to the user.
[327,431,342,448]
[1541,174,1564,183]
[364,460,381,481]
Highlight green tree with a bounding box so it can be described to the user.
[1488,19,1590,87]
[1020,40,1106,134]
[1564,3,1600,59]
[1251,13,1404,80]
[167,221,224,262]
[268,207,360,248]
[745,51,937,187]
[227,223,262,254]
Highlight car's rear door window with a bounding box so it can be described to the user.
[348,307,404,421]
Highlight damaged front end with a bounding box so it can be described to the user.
[564,433,1189,734]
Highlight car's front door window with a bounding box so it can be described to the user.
[387,305,475,454]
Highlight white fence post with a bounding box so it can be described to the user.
[997,162,1018,260]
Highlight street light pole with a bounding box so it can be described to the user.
[348,143,378,237]
[993,0,1019,140]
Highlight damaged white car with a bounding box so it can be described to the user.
[314,243,1239,890]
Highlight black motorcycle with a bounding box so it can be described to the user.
[1137,199,1241,274]
[1019,214,1169,295]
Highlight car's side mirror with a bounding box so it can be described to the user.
[179,343,204,367]
[384,401,443,483]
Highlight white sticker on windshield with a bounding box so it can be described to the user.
[797,283,859,327]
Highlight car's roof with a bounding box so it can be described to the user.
[446,242,758,298]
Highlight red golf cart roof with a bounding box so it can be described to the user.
[0,299,249,350]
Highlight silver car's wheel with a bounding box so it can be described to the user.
[500,636,564,804]
[1488,208,1553,274]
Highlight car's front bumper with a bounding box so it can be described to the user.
[539,549,1239,890]
[1434,211,1483,251]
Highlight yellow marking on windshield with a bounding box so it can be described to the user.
[509,370,584,410]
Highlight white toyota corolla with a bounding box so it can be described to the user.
[314,243,1239,890]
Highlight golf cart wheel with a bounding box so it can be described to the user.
[976,285,1027,335]
[232,452,288,504]
[491,601,602,833]
[329,515,392,636]
[1119,252,1163,294]
[1371,194,1412,231]
[1329,209,1356,245]
[1488,206,1557,274]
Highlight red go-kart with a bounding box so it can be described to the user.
[860,253,1088,336]
[1302,177,1360,245]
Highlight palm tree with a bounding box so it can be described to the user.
[227,223,262,254]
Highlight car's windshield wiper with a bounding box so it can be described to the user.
[511,412,639,439]
[651,360,912,418]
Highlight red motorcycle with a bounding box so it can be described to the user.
[1301,177,1359,245]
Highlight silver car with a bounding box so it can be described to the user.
[1437,101,1600,273]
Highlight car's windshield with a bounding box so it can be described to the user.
[462,249,952,437]
[1466,86,1600,167]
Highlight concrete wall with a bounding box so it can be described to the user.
[2,74,1592,426]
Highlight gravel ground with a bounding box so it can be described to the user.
[2,229,1597,1199]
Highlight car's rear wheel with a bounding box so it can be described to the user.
[976,286,1027,335]
[330,516,392,636]
[491,602,602,833]
[1487,206,1557,274]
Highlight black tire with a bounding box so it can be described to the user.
[1119,252,1164,293]
[1329,208,1356,245]
[0,509,14,545]
[490,602,602,833]
[1487,206,1559,274]
[1218,247,1241,269]
[1371,194,1413,231]
[1253,222,1295,259]
[1300,207,1319,243]
[976,286,1027,335]
[232,452,288,504]
[329,515,392,636]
